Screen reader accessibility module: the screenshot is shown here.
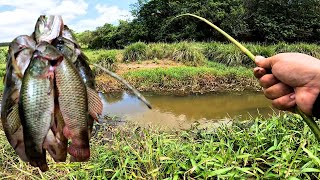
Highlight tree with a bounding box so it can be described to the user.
[88,23,117,49]
[76,30,93,47]
[244,0,320,42]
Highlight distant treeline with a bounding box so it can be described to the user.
[0,42,9,47]
[76,0,320,49]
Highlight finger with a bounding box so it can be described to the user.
[253,67,267,79]
[271,93,296,111]
[259,74,280,88]
[255,55,278,69]
[264,83,293,100]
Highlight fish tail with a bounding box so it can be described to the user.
[28,151,49,172]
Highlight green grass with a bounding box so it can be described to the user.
[121,62,255,93]
[1,113,320,179]
[125,64,252,82]
[82,48,122,64]
[0,47,7,92]
[82,48,122,73]
[0,47,7,64]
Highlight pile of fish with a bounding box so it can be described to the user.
[1,15,103,171]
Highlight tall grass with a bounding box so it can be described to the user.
[119,42,320,67]
[172,41,206,66]
[1,113,320,178]
[123,42,148,62]
[122,41,206,66]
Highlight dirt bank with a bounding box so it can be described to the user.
[95,60,261,94]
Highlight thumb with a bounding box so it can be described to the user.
[295,87,320,116]
[255,55,276,69]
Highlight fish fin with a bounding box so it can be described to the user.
[7,104,21,134]
[43,130,67,162]
[87,87,103,122]
[11,128,29,162]
[10,50,23,79]
[87,116,94,139]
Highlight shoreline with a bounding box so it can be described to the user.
[94,60,261,95]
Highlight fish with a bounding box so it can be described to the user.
[62,25,80,47]
[55,48,90,162]
[1,35,35,162]
[52,35,102,139]
[19,42,62,171]
[1,36,68,164]
[34,15,63,43]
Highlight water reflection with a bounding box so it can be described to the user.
[100,92,276,129]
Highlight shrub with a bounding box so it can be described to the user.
[146,43,173,60]
[172,42,206,66]
[123,42,148,62]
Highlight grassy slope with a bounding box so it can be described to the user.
[1,114,320,179]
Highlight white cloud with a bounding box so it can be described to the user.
[0,0,133,42]
[70,4,133,32]
[0,0,88,42]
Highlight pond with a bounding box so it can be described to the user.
[100,91,277,130]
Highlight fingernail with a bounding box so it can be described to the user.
[289,93,295,99]
[255,56,265,63]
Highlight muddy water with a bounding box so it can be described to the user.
[100,92,276,130]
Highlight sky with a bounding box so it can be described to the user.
[0,0,137,42]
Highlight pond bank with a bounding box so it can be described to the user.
[94,60,261,95]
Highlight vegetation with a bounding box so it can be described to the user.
[0,48,7,92]
[1,113,320,179]
[76,0,320,49]
[121,62,257,94]
[82,49,121,72]
[0,47,7,64]
[1,42,320,94]
[123,42,148,62]
[86,42,320,68]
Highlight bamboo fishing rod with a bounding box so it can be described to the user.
[175,13,320,141]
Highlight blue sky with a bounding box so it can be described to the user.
[0,0,138,42]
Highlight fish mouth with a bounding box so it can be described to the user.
[49,57,63,68]
[33,49,64,68]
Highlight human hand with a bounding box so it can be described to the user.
[254,53,320,116]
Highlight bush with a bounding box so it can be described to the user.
[123,42,148,62]
[146,43,174,60]
[172,42,206,66]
